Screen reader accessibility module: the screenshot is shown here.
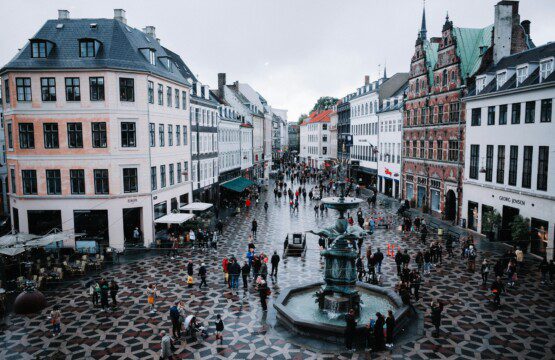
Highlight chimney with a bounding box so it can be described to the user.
[493,1,518,64]
[364,75,370,85]
[521,20,530,35]
[143,26,156,39]
[114,9,127,24]
[430,37,442,44]
[58,10,70,20]
[218,73,226,96]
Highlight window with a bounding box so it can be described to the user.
[516,66,528,86]
[176,125,181,146]
[119,78,134,102]
[149,123,155,147]
[4,79,10,104]
[469,145,479,179]
[540,59,554,82]
[168,125,173,146]
[92,122,107,148]
[437,140,443,160]
[522,146,533,189]
[18,123,34,149]
[16,78,32,101]
[428,140,433,159]
[148,49,156,66]
[70,169,85,194]
[147,81,154,104]
[183,161,189,181]
[175,89,180,108]
[169,164,175,185]
[487,106,495,125]
[10,168,16,193]
[40,78,56,101]
[79,40,96,57]
[159,124,165,146]
[166,86,172,107]
[177,163,182,183]
[158,84,163,105]
[65,77,81,101]
[89,77,104,101]
[31,40,47,58]
[7,123,13,149]
[322,124,327,130]
[485,145,493,182]
[323,147,327,155]
[67,123,83,148]
[419,140,425,158]
[160,165,166,188]
[476,77,486,93]
[540,99,552,122]
[537,146,549,191]
[442,69,447,87]
[151,166,157,190]
[183,126,188,145]
[448,140,459,162]
[182,91,187,110]
[323,135,327,142]
[511,103,521,124]
[496,72,506,89]
[525,101,535,123]
[121,122,136,147]
[499,104,507,125]
[94,169,109,194]
[508,146,518,186]
[43,123,59,149]
[22,170,37,195]
[471,108,481,126]
[123,168,138,193]
[438,105,444,123]
[46,169,61,195]
[497,145,505,184]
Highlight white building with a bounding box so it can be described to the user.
[216,102,242,183]
[377,79,408,199]
[463,42,555,260]
[0,102,7,216]
[299,110,333,168]
[329,109,338,161]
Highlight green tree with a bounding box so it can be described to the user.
[510,215,530,247]
[297,113,308,125]
[311,96,339,113]
[482,209,502,241]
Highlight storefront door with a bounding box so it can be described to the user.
[500,205,519,243]
[417,186,426,208]
[123,207,142,247]
[385,179,393,197]
[467,201,479,231]
[406,183,414,202]
[530,218,549,257]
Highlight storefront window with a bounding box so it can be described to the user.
[530,218,549,257]
[430,189,440,212]
[406,183,414,202]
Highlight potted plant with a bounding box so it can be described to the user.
[510,215,530,251]
[482,209,501,241]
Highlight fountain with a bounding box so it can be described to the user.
[274,163,411,343]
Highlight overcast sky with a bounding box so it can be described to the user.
[1,0,553,122]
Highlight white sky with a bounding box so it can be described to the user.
[1,0,553,122]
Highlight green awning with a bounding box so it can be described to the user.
[220,177,255,193]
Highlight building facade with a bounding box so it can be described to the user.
[463,42,554,259]
[299,110,333,169]
[329,109,338,162]
[287,123,300,158]
[337,95,354,161]
[0,10,193,250]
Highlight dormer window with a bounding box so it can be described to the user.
[476,76,486,93]
[496,71,506,90]
[516,66,528,86]
[79,39,97,57]
[540,58,553,82]
[149,50,156,65]
[158,57,173,71]
[31,40,48,58]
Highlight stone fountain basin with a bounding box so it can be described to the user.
[274,281,410,343]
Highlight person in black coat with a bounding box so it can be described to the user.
[420,225,428,244]
[270,251,280,277]
[394,251,403,276]
[241,262,250,288]
[257,280,269,311]
[431,300,443,336]
[198,263,207,288]
[187,260,194,277]
[385,310,395,348]
[373,312,385,351]
[344,309,357,350]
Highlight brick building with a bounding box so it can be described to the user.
[402,1,532,223]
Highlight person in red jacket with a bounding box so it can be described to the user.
[222,257,229,287]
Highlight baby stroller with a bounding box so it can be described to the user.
[183,315,208,341]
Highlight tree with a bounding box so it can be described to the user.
[482,209,502,241]
[510,215,530,248]
[311,96,339,113]
[297,113,308,125]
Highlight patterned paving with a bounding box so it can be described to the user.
[1,180,554,359]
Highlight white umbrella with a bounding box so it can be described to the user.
[25,231,79,247]
[0,233,38,248]
[0,245,26,256]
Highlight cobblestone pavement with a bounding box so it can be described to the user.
[1,180,554,359]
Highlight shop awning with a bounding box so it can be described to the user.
[220,177,255,193]
[154,213,195,225]
[180,202,213,212]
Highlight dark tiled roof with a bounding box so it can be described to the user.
[1,18,189,86]
[487,42,555,73]
[379,73,409,100]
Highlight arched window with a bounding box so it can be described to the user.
[442,69,448,86]
[415,79,420,94]
[370,102,373,113]
[365,103,368,114]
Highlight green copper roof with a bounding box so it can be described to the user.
[221,177,255,193]
[453,25,493,82]
[423,41,439,84]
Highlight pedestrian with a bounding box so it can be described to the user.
[515,247,524,272]
[89,280,99,307]
[374,248,384,274]
[241,261,250,288]
[160,330,174,360]
[431,300,443,336]
[270,251,280,277]
[410,270,421,301]
[314,204,319,217]
[539,258,549,284]
[50,305,62,337]
[146,284,157,314]
[420,225,428,244]
[199,263,207,288]
[109,280,119,308]
[385,310,395,348]
[264,202,268,213]
[481,259,490,285]
[373,312,385,351]
[415,250,424,274]
[170,302,181,339]
[99,279,109,312]
[187,260,194,277]
[260,257,268,281]
[467,245,477,272]
[231,259,241,289]
[345,309,357,351]
[251,219,258,239]
[491,276,504,306]
[257,278,270,311]
[215,314,224,344]
[395,250,403,276]
[423,250,432,275]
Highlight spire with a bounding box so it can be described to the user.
[383,61,387,79]
[419,0,427,41]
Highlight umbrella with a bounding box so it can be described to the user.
[0,233,38,248]
[0,245,26,256]
[25,232,71,247]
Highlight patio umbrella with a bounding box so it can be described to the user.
[0,245,26,256]
[25,232,74,247]
[0,233,38,248]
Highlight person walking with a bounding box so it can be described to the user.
[257,279,269,311]
[515,247,524,272]
[264,202,268,213]
[270,251,280,278]
[385,310,395,348]
[491,276,504,306]
[251,219,258,239]
[539,258,549,284]
[109,280,119,308]
[146,284,157,314]
[160,330,174,360]
[431,300,444,336]
[169,302,181,340]
[50,305,62,337]
[241,261,250,288]
[345,309,357,351]
[423,250,432,276]
[374,248,384,274]
[198,263,207,289]
[395,250,403,276]
[99,279,110,312]
[89,280,100,307]
[373,312,385,351]
[187,260,194,278]
[260,259,268,282]
[420,225,428,245]
[215,314,224,345]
